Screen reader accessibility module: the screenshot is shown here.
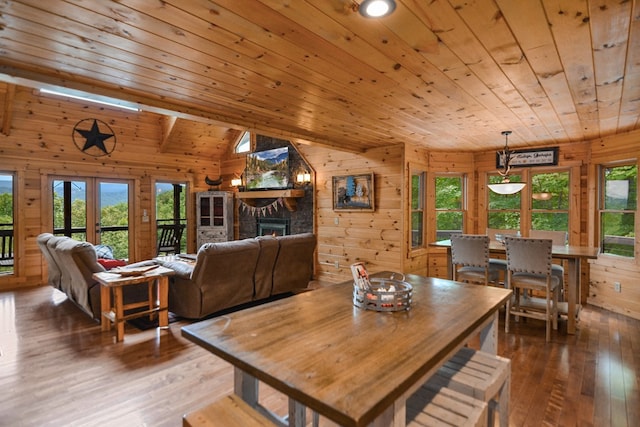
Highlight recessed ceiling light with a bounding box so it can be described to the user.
[358,0,396,18]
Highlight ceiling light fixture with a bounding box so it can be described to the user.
[358,0,396,18]
[40,88,140,112]
[488,130,526,195]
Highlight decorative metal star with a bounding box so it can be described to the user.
[74,119,115,155]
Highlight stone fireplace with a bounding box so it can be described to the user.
[237,135,314,239]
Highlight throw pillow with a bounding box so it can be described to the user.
[97,259,127,270]
[94,244,115,260]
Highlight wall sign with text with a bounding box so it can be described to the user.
[496,147,559,168]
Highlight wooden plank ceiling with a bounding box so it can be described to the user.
[0,0,638,154]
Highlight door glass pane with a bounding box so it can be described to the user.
[52,180,87,241]
[156,182,187,254]
[99,182,129,259]
[0,174,14,274]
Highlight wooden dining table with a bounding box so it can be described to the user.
[432,239,599,334]
[181,272,512,427]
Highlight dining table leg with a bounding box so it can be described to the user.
[234,367,308,426]
[479,311,499,354]
[446,248,453,280]
[234,368,258,406]
[566,257,579,334]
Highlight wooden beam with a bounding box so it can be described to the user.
[1,83,15,136]
[158,115,178,153]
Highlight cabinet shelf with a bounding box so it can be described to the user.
[236,189,305,211]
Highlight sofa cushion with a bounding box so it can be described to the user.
[254,236,279,300]
[52,238,105,316]
[177,239,261,319]
[37,233,62,289]
[272,233,316,295]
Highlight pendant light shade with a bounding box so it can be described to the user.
[488,131,526,195]
[488,181,526,195]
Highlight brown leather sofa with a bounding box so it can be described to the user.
[37,233,149,320]
[158,233,317,319]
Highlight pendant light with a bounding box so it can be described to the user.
[488,131,526,195]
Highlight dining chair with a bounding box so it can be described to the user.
[529,230,568,297]
[486,228,521,285]
[450,234,500,286]
[504,236,561,342]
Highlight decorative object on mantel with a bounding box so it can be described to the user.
[488,131,526,195]
[237,189,305,212]
[72,118,116,157]
[204,176,223,190]
[351,263,412,312]
[239,197,284,217]
[333,173,375,211]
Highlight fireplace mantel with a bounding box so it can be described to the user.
[236,189,305,211]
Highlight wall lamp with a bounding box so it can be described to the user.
[488,131,526,195]
[357,0,396,18]
[296,169,311,185]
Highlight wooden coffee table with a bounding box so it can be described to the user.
[93,265,175,342]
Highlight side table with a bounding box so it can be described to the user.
[93,265,175,342]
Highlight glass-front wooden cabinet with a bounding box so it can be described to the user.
[196,191,233,249]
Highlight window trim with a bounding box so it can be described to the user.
[597,161,637,260]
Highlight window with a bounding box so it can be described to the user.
[411,171,425,248]
[600,164,636,257]
[531,171,569,232]
[0,173,14,274]
[235,131,251,153]
[488,173,521,231]
[435,175,464,240]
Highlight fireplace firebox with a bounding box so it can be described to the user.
[257,218,290,237]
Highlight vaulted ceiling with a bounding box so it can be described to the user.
[0,0,638,154]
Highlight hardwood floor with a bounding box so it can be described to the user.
[1,285,638,427]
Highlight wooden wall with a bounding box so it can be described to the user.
[587,130,640,319]
[0,85,219,291]
[296,143,405,284]
[2,82,639,320]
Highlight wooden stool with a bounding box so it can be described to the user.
[183,394,276,427]
[407,382,488,427]
[429,347,510,427]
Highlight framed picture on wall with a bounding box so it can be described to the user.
[332,173,375,211]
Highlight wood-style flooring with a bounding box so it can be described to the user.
[0,285,638,427]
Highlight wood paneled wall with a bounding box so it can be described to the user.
[296,143,405,284]
[2,83,639,320]
[0,85,219,291]
[587,130,640,319]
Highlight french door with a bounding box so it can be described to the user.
[51,177,133,259]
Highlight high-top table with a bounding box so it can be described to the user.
[182,272,512,427]
[432,239,599,334]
